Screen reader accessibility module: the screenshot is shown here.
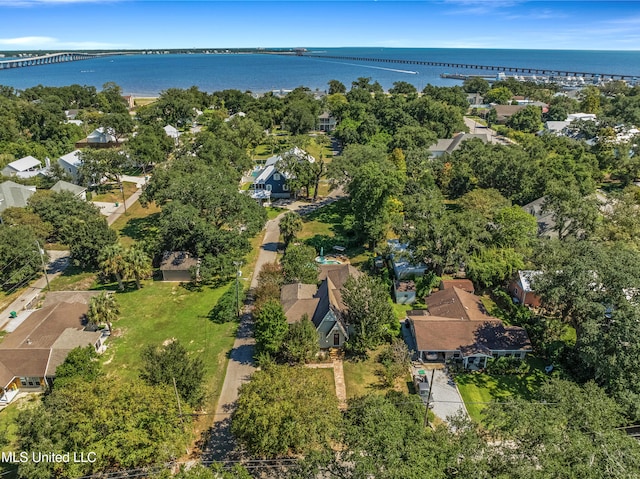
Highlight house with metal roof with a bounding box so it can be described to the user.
[1,156,44,179]
[428,132,489,158]
[57,150,83,183]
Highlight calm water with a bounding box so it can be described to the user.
[1,48,639,96]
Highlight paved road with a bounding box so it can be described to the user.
[0,250,70,331]
[204,187,346,460]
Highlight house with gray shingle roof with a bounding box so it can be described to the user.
[281,264,360,349]
[428,132,489,158]
[0,181,36,214]
[51,180,87,200]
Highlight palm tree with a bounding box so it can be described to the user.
[125,245,152,289]
[87,292,120,333]
[99,243,127,291]
[279,211,304,248]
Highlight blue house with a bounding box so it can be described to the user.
[250,165,291,200]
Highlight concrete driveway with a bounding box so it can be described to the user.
[430,369,468,424]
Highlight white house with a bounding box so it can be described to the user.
[58,150,83,183]
[163,125,180,143]
[264,147,315,168]
[1,156,45,179]
[87,127,116,145]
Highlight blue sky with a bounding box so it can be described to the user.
[0,1,639,50]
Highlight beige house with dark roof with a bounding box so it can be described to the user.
[0,299,106,405]
[281,264,360,349]
[159,251,199,282]
[408,287,531,369]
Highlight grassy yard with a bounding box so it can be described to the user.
[265,206,286,220]
[343,346,411,399]
[110,200,162,248]
[90,181,139,204]
[47,264,98,291]
[307,367,336,390]
[455,357,549,424]
[0,394,41,478]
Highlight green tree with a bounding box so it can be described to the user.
[348,161,403,248]
[125,244,152,289]
[53,346,101,389]
[281,243,319,284]
[484,86,513,105]
[254,262,284,309]
[389,81,417,95]
[542,181,599,240]
[140,339,205,407]
[79,148,128,186]
[279,211,304,248]
[60,214,117,268]
[467,247,525,289]
[99,243,128,290]
[580,85,601,114]
[463,77,490,94]
[0,207,52,241]
[506,105,542,133]
[232,365,340,457]
[254,300,289,356]
[281,314,319,364]
[101,112,134,142]
[0,224,44,291]
[87,291,119,333]
[341,274,397,354]
[328,79,347,95]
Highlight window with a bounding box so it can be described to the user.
[266,184,272,192]
[453,352,460,358]
[283,184,289,191]
[273,173,281,181]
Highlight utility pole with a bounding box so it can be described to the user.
[119,178,127,215]
[424,368,435,428]
[35,240,49,291]
[233,260,243,318]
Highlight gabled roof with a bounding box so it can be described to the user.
[163,125,179,137]
[254,165,277,184]
[425,287,489,321]
[0,349,51,387]
[0,181,36,212]
[265,147,315,167]
[87,127,116,143]
[5,156,41,172]
[51,180,87,196]
[59,150,83,167]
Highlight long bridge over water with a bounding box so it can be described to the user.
[0,51,132,70]
[288,52,638,81]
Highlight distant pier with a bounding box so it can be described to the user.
[290,52,637,82]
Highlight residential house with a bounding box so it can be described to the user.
[394,280,416,304]
[122,95,135,110]
[440,279,474,294]
[428,133,489,158]
[163,124,180,144]
[281,264,360,349]
[545,120,571,135]
[508,270,542,308]
[521,196,557,239]
[0,181,36,214]
[407,287,531,369]
[1,156,46,179]
[64,109,79,120]
[58,150,83,183]
[0,299,106,405]
[159,251,199,282]
[75,127,118,149]
[492,104,527,124]
[51,180,87,200]
[387,239,428,280]
[250,147,316,200]
[318,112,337,132]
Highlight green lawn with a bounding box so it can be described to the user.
[343,346,410,399]
[47,264,98,292]
[265,206,286,220]
[307,367,336,390]
[0,394,41,478]
[102,281,236,380]
[110,200,162,248]
[90,181,138,203]
[455,357,548,423]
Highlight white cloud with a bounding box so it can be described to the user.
[0,36,128,49]
[0,36,57,46]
